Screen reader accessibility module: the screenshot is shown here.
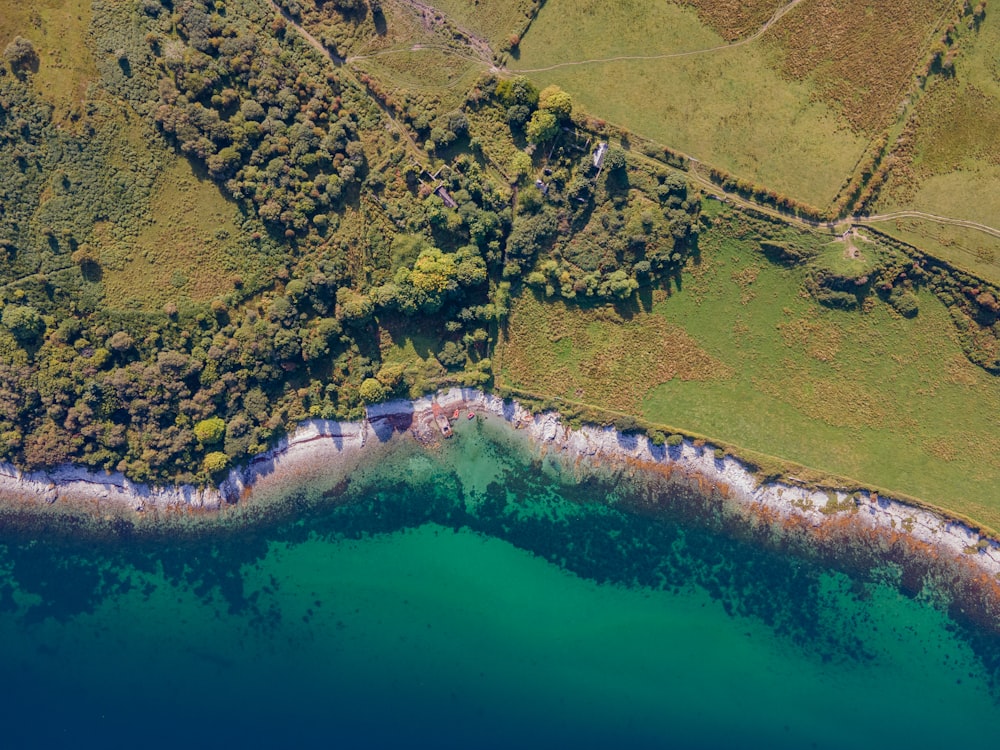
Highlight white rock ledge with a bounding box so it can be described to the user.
[0,387,996,581]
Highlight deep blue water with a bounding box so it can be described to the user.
[1,417,999,749]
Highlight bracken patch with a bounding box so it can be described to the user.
[766,0,953,133]
[501,293,734,413]
[678,0,788,42]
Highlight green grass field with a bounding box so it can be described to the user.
[513,0,867,208]
[499,211,1000,529]
[100,160,253,311]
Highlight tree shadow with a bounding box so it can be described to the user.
[373,8,387,36]
[80,262,103,284]
[636,283,654,312]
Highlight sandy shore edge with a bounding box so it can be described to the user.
[1,387,998,580]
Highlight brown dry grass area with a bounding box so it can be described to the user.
[100,160,244,310]
[777,317,843,362]
[766,0,953,133]
[678,0,788,41]
[751,358,889,430]
[923,437,959,462]
[944,353,980,386]
[0,0,97,126]
[913,82,1000,174]
[501,293,734,413]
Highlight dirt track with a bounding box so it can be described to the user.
[264,0,1000,246]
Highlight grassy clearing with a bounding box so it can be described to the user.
[342,0,492,114]
[677,0,787,42]
[810,232,885,277]
[99,160,250,311]
[0,0,97,125]
[499,211,1000,528]
[500,292,734,414]
[514,0,867,208]
[765,0,953,134]
[378,316,448,393]
[355,48,482,100]
[428,0,538,46]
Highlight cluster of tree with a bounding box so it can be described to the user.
[523,172,698,300]
[461,73,702,302]
[707,166,825,222]
[0,0,499,484]
[372,244,486,314]
[638,140,690,171]
[830,134,890,217]
[148,0,372,237]
[490,75,579,147]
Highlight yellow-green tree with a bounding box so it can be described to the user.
[539,85,572,120]
[203,451,230,474]
[194,417,226,445]
[359,378,388,403]
[526,110,559,145]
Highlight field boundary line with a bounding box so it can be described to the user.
[508,0,807,74]
[857,211,1000,241]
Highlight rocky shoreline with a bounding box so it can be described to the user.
[1,387,998,585]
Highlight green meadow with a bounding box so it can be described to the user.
[428,0,539,47]
[499,210,1000,529]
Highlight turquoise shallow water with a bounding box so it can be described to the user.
[1,417,999,748]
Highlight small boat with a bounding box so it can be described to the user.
[431,402,452,438]
[467,412,475,420]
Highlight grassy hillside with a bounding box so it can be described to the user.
[499,209,1000,528]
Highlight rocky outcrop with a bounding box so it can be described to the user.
[1,387,997,585]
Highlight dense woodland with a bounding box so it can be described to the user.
[0,0,700,484]
[0,0,996,486]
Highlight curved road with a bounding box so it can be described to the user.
[856,211,1000,241]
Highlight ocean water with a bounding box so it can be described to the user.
[1,416,999,749]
